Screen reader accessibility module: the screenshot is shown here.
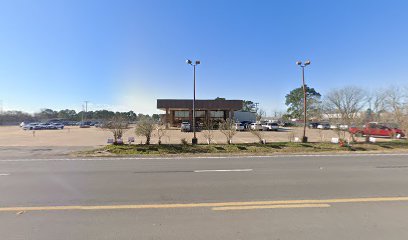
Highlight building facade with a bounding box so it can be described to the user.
[157,99,243,127]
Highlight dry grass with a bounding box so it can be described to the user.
[84,141,408,156]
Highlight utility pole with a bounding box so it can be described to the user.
[84,101,89,122]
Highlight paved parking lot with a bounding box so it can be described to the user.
[0,125,366,147]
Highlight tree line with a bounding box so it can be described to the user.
[284,85,408,135]
[0,108,160,125]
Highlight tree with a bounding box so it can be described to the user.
[285,85,321,119]
[57,109,77,120]
[323,86,368,141]
[215,97,226,101]
[35,108,58,120]
[152,114,160,122]
[242,100,256,112]
[382,87,408,137]
[219,118,237,144]
[256,109,266,121]
[135,117,155,145]
[367,90,388,122]
[201,119,215,144]
[102,116,129,144]
[154,123,167,145]
[249,128,265,144]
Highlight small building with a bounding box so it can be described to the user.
[157,99,243,127]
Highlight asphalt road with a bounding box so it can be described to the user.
[1,153,408,239]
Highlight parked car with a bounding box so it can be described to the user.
[308,122,320,129]
[339,124,349,130]
[22,122,41,130]
[281,122,295,127]
[234,123,245,131]
[250,122,263,131]
[317,123,331,130]
[79,122,91,128]
[240,121,253,130]
[262,122,279,131]
[181,122,191,132]
[49,123,64,129]
[330,124,338,129]
[349,122,405,139]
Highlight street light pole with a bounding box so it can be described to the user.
[296,60,311,143]
[186,59,200,145]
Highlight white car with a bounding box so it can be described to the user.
[330,124,338,129]
[180,122,191,132]
[339,124,349,130]
[22,122,40,130]
[234,123,245,131]
[250,123,263,131]
[262,122,279,131]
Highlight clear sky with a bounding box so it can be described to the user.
[1,0,407,115]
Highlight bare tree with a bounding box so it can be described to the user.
[368,90,388,122]
[219,118,237,144]
[383,86,408,137]
[102,116,129,144]
[201,119,215,144]
[256,109,266,122]
[135,117,155,145]
[155,123,167,145]
[249,128,265,144]
[324,86,368,141]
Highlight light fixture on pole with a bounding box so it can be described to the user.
[296,60,311,143]
[186,59,201,145]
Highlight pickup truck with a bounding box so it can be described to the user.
[349,123,405,139]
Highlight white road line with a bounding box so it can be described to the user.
[0,153,407,162]
[194,169,253,173]
[0,173,10,176]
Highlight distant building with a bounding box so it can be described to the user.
[157,99,243,127]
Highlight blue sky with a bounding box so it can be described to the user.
[1,0,407,115]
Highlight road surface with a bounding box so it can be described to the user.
[1,153,408,239]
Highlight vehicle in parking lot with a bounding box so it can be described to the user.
[339,124,349,130]
[349,122,405,139]
[49,123,64,129]
[22,123,40,130]
[262,122,279,131]
[317,123,331,130]
[234,122,245,131]
[180,122,191,132]
[250,122,263,131]
[330,124,338,129]
[308,122,320,129]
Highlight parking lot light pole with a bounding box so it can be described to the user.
[296,60,311,143]
[186,59,200,145]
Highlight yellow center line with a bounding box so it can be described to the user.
[0,196,407,212]
[212,203,331,211]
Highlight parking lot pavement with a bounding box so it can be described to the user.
[0,125,388,147]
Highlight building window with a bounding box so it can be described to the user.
[210,111,224,118]
[195,111,205,117]
[174,111,189,118]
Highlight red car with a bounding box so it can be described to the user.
[349,122,405,139]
